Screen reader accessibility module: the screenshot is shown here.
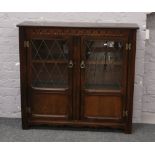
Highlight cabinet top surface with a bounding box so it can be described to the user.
[17,21,139,29]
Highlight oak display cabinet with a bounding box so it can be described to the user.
[17,22,138,133]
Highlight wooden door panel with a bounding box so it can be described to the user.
[26,32,74,121]
[80,35,128,122]
[83,95,122,119]
[31,91,69,120]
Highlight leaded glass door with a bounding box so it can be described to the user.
[80,36,128,121]
[27,36,73,120]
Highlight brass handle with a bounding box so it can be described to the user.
[80,60,85,69]
[68,60,73,68]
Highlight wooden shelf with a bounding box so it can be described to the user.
[86,61,122,65]
[85,89,121,93]
[85,84,121,90]
[90,47,122,53]
[32,87,68,91]
[32,60,68,64]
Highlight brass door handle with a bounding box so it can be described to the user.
[68,60,74,68]
[80,60,85,69]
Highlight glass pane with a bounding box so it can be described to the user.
[85,40,123,90]
[31,39,69,88]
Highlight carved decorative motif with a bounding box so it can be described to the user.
[27,28,126,37]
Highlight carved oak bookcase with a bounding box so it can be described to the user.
[17,22,138,133]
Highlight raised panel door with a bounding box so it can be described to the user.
[27,36,74,121]
[80,36,128,122]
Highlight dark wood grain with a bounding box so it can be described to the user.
[83,95,122,119]
[124,30,137,134]
[18,23,137,133]
[19,27,29,129]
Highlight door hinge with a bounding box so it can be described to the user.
[24,41,29,48]
[123,110,128,117]
[126,43,131,50]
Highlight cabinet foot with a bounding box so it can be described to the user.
[22,120,30,130]
[124,126,132,134]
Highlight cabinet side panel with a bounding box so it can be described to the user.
[19,27,29,129]
[125,30,137,133]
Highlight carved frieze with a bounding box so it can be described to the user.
[27,27,126,37]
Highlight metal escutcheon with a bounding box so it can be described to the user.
[80,60,85,69]
[68,60,74,68]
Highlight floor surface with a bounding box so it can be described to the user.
[0,118,155,142]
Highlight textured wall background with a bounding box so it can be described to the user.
[142,13,155,123]
[0,12,147,123]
